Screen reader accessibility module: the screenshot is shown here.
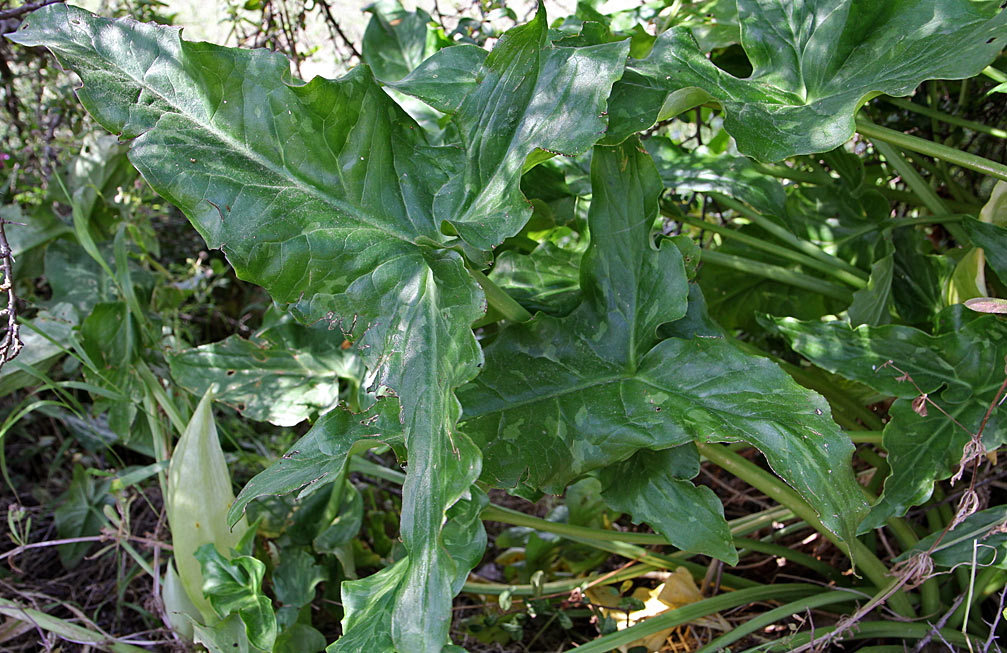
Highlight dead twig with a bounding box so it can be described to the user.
[0,0,61,21]
[0,214,22,374]
[981,585,1007,652]
[912,592,967,652]
[1,531,171,566]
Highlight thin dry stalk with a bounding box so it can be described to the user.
[0,215,21,373]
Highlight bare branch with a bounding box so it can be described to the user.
[0,0,62,21]
[0,215,22,373]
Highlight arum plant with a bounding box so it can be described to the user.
[9,0,1007,650]
[164,386,248,634]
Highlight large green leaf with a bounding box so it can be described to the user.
[772,308,1007,529]
[8,6,527,649]
[597,445,738,564]
[459,139,867,550]
[390,6,630,249]
[361,0,447,82]
[606,0,1007,160]
[168,315,363,427]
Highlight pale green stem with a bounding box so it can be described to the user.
[700,250,853,302]
[463,563,654,597]
[707,192,868,281]
[0,598,150,653]
[350,455,789,540]
[696,442,916,618]
[481,503,665,546]
[135,361,187,436]
[759,620,982,652]
[571,584,818,653]
[141,394,169,499]
[857,117,1007,183]
[728,505,795,537]
[964,539,979,652]
[467,267,533,323]
[982,66,1007,84]
[947,563,1005,630]
[348,456,406,484]
[735,537,843,582]
[672,211,866,289]
[876,187,978,212]
[867,135,973,245]
[871,139,949,216]
[558,531,756,588]
[837,214,968,244]
[695,589,861,653]
[910,146,980,206]
[849,431,883,445]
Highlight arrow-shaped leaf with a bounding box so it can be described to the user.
[772,309,1007,529]
[8,7,492,650]
[392,7,630,249]
[460,139,867,555]
[606,0,1007,160]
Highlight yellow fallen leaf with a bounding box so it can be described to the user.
[586,567,705,652]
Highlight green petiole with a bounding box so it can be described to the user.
[696,442,916,618]
[699,250,853,302]
[707,192,868,282]
[857,117,1007,184]
[669,209,867,289]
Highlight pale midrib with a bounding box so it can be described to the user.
[461,372,631,419]
[462,368,786,426]
[88,32,419,246]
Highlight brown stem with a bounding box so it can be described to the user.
[1,532,171,564]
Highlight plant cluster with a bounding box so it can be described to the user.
[2,0,1007,651]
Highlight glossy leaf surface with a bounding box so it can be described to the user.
[391,7,629,248]
[488,242,582,316]
[773,309,1007,528]
[9,6,489,650]
[647,137,786,216]
[897,505,1007,569]
[168,316,362,427]
[460,140,867,549]
[228,398,403,522]
[598,445,738,564]
[362,0,446,82]
[195,544,277,651]
[607,0,1007,160]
